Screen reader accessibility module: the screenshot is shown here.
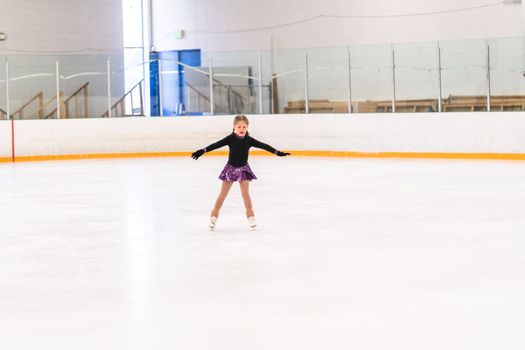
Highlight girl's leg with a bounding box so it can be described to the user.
[211,181,234,217]
[239,180,254,218]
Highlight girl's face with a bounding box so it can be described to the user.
[234,121,248,137]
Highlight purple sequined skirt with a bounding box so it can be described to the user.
[219,163,257,182]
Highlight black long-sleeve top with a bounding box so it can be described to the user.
[204,133,277,167]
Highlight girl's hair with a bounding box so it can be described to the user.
[233,114,249,126]
[232,114,249,135]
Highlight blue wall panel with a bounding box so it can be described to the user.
[150,49,201,116]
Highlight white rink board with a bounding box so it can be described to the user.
[1,112,525,157]
[0,121,11,158]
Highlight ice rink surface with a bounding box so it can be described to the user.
[1,156,525,349]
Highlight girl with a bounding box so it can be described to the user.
[191,115,290,230]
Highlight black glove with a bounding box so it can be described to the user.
[276,151,290,157]
[191,149,205,160]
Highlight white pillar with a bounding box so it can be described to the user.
[437,42,443,113]
[158,58,164,116]
[391,47,396,113]
[5,59,10,120]
[304,53,309,114]
[56,60,61,119]
[107,59,112,117]
[347,47,352,114]
[209,56,214,115]
[486,43,491,112]
[258,50,263,114]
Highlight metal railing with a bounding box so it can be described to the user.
[11,91,44,119]
[63,83,89,118]
[45,83,90,119]
[101,80,144,117]
[185,82,210,114]
[185,79,271,115]
[1,36,525,118]
[43,92,65,119]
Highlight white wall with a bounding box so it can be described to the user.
[2,113,525,159]
[0,0,125,117]
[151,1,525,112]
[0,0,123,53]
[152,0,523,51]
[522,1,525,33]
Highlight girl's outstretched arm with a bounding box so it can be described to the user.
[191,134,231,160]
[250,137,290,156]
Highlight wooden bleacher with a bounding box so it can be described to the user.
[283,95,525,113]
[283,99,349,113]
[443,95,525,112]
[375,99,438,113]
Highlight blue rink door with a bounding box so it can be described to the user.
[150,49,201,116]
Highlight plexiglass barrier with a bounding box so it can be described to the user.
[1,36,525,119]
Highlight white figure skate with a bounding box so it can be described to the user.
[247,216,257,230]
[208,216,218,230]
